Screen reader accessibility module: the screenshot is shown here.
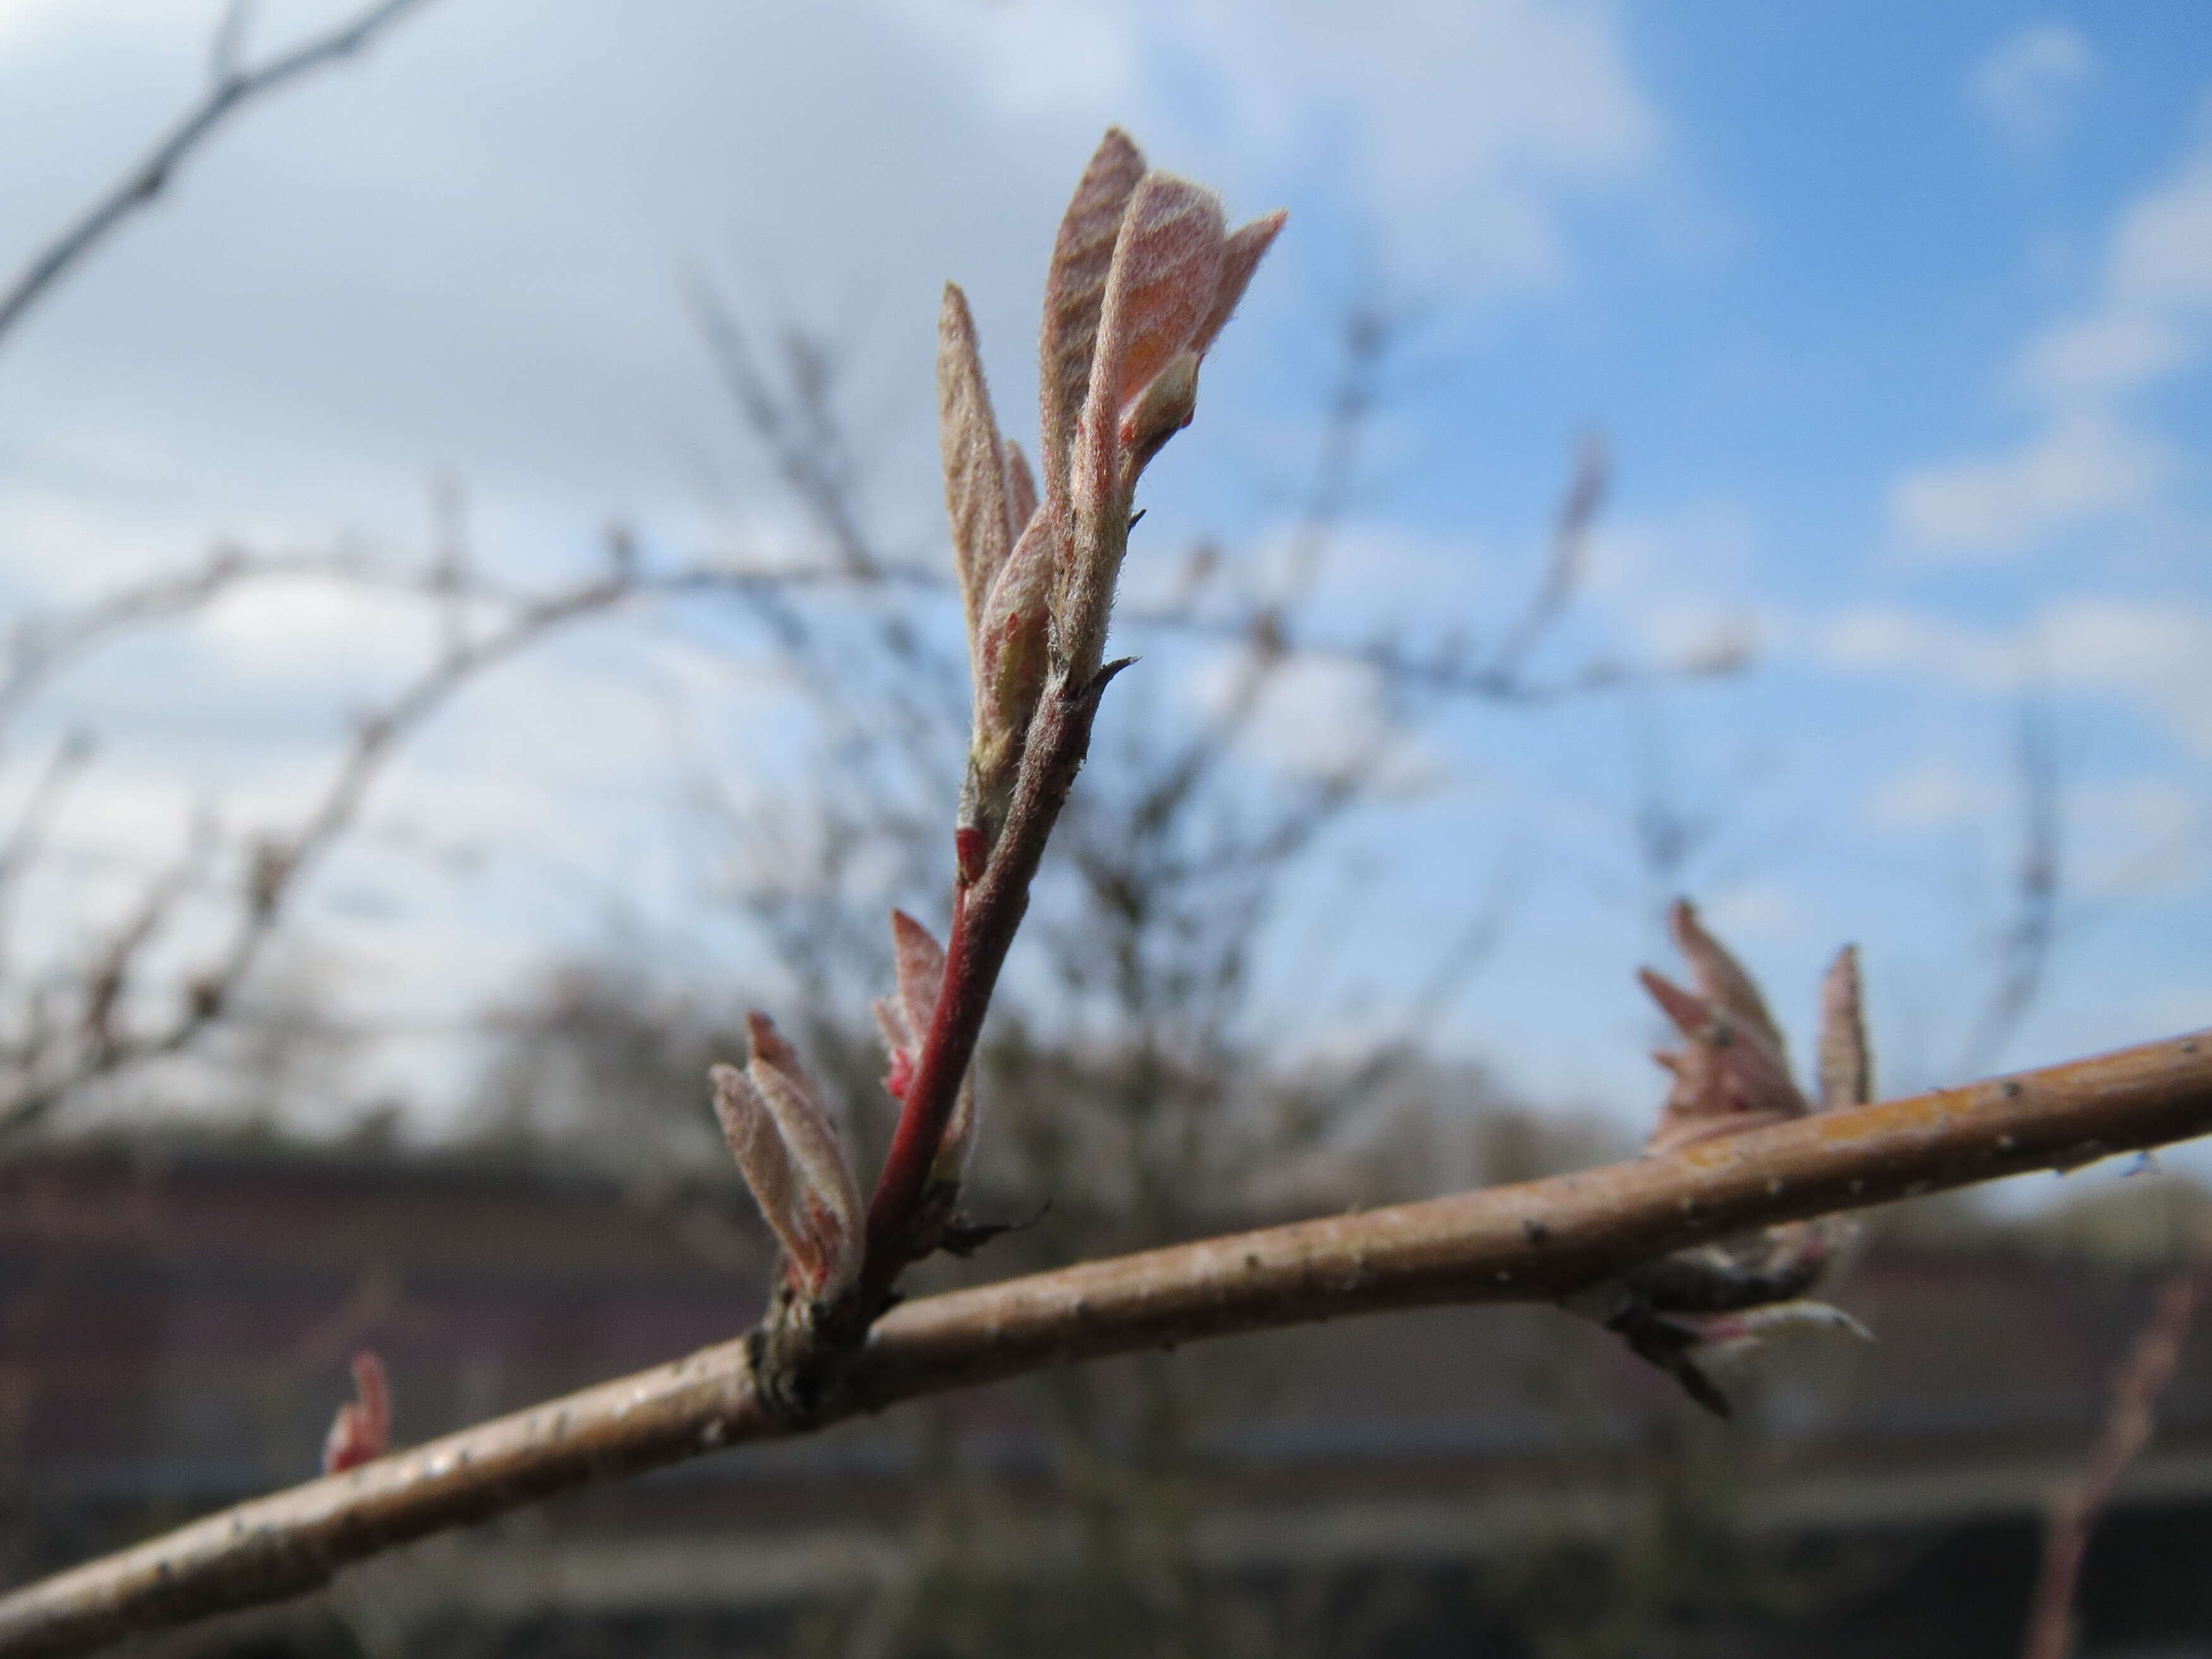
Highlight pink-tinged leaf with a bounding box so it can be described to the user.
[937,283,1012,647]
[1668,901,1788,1057]
[1090,174,1225,427]
[1002,439,1039,552]
[872,996,916,1088]
[1640,956,1808,1156]
[1668,900,1786,1059]
[890,909,947,1040]
[1039,128,1146,504]
[1639,968,1710,1040]
[746,1014,863,1296]
[743,1009,810,1093]
[710,1062,815,1282]
[1190,209,1287,360]
[320,1350,392,1475]
[1818,944,1871,1110]
[877,911,948,1105]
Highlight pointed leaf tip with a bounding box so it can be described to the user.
[1818,943,1871,1110]
[1040,129,1148,501]
[1193,209,1287,358]
[1668,899,1785,1057]
[937,282,1012,647]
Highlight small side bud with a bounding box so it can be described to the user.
[710,1019,865,1302]
[746,1014,863,1299]
[320,1350,392,1475]
[875,910,947,1102]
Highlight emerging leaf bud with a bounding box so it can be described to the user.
[1576,902,1880,1413]
[320,1350,392,1475]
[870,911,981,1191]
[710,1016,864,1301]
[1640,900,1808,1155]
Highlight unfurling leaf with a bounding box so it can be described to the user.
[938,283,1012,651]
[1055,167,1284,681]
[1086,175,1225,441]
[1818,944,1872,1109]
[710,1017,863,1301]
[1641,964,1806,1155]
[1192,210,1287,360]
[1039,128,1147,506]
[320,1350,392,1475]
[1668,899,1785,1059]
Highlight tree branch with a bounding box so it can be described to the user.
[2021,1267,2198,1659]
[3,1028,2209,1658]
[0,0,435,352]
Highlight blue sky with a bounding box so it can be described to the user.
[0,1,2205,1188]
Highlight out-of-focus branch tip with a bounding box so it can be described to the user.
[319,1350,391,1475]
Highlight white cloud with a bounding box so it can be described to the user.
[1186,648,1434,789]
[1703,878,1802,942]
[1889,413,2167,556]
[1819,596,2212,756]
[1969,23,2095,150]
[2016,312,2194,401]
[1892,94,2212,559]
[903,0,1662,289]
[1868,760,1996,832]
[2110,122,2212,308]
[2072,777,2205,898]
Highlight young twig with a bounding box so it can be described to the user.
[2,1030,2209,1659]
[1961,695,2063,1076]
[2020,1268,2198,1659]
[0,544,892,1141]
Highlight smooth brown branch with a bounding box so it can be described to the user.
[2021,1268,2199,1659]
[3,1030,2210,1659]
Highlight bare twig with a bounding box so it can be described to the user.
[0,544,891,1139]
[3,1030,2209,1658]
[0,0,436,351]
[1961,695,2063,1076]
[1489,430,1608,678]
[2020,1268,2198,1659]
